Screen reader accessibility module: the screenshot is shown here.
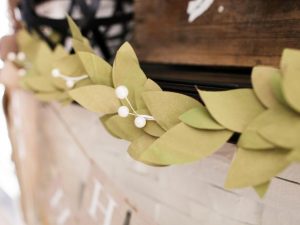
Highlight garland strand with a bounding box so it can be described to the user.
[5,16,300,198]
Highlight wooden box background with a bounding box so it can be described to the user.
[134,0,300,67]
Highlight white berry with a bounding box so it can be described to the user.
[66,80,75,88]
[18,69,26,77]
[115,85,129,99]
[51,68,60,77]
[118,106,129,118]
[17,52,26,61]
[7,52,16,61]
[134,116,146,128]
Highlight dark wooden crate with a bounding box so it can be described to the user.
[133,0,300,67]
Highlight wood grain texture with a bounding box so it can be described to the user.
[133,0,300,67]
[54,103,300,225]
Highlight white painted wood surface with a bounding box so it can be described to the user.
[7,90,300,225]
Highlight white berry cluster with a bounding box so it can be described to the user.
[51,68,88,88]
[115,85,155,128]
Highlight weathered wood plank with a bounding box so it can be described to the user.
[133,0,300,67]
[54,103,300,225]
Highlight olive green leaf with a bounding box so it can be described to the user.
[69,85,121,114]
[258,108,300,149]
[72,38,93,53]
[287,147,300,162]
[35,92,69,102]
[17,29,41,62]
[136,108,165,137]
[128,134,161,165]
[33,42,53,74]
[282,66,300,113]
[25,76,56,92]
[199,89,265,133]
[74,78,93,88]
[60,98,73,106]
[237,107,290,150]
[135,79,162,110]
[104,115,144,141]
[271,70,287,105]
[99,114,121,139]
[17,29,35,50]
[53,45,68,59]
[67,15,84,42]
[142,91,200,130]
[280,49,300,75]
[112,42,147,108]
[225,147,289,189]
[140,123,233,165]
[53,55,86,76]
[251,66,280,108]
[143,121,165,137]
[179,105,224,130]
[77,52,112,86]
[253,181,270,198]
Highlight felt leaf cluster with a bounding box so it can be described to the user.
[225,49,300,197]
[11,17,300,198]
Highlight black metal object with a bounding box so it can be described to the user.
[19,0,134,60]
[142,63,252,98]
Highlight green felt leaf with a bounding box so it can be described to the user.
[143,121,165,137]
[282,66,300,113]
[60,98,73,106]
[69,85,121,114]
[237,107,289,150]
[280,49,300,75]
[67,15,83,42]
[179,105,224,130]
[137,108,165,137]
[112,42,147,108]
[25,76,56,92]
[199,89,265,133]
[251,66,280,108]
[17,29,35,51]
[143,91,200,130]
[33,42,53,74]
[258,107,300,149]
[53,45,68,59]
[51,77,68,90]
[78,52,112,86]
[225,148,289,189]
[287,148,300,162]
[253,181,270,198]
[53,55,85,76]
[271,70,287,105]
[128,134,164,166]
[104,115,144,141]
[100,114,121,139]
[135,79,162,110]
[74,78,93,88]
[238,130,274,150]
[35,92,69,102]
[72,38,93,53]
[140,123,233,164]
[17,29,41,62]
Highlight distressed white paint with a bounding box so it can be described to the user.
[88,179,117,225]
[50,189,64,208]
[57,209,71,225]
[187,0,214,23]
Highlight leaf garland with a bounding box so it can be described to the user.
[10,16,300,198]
